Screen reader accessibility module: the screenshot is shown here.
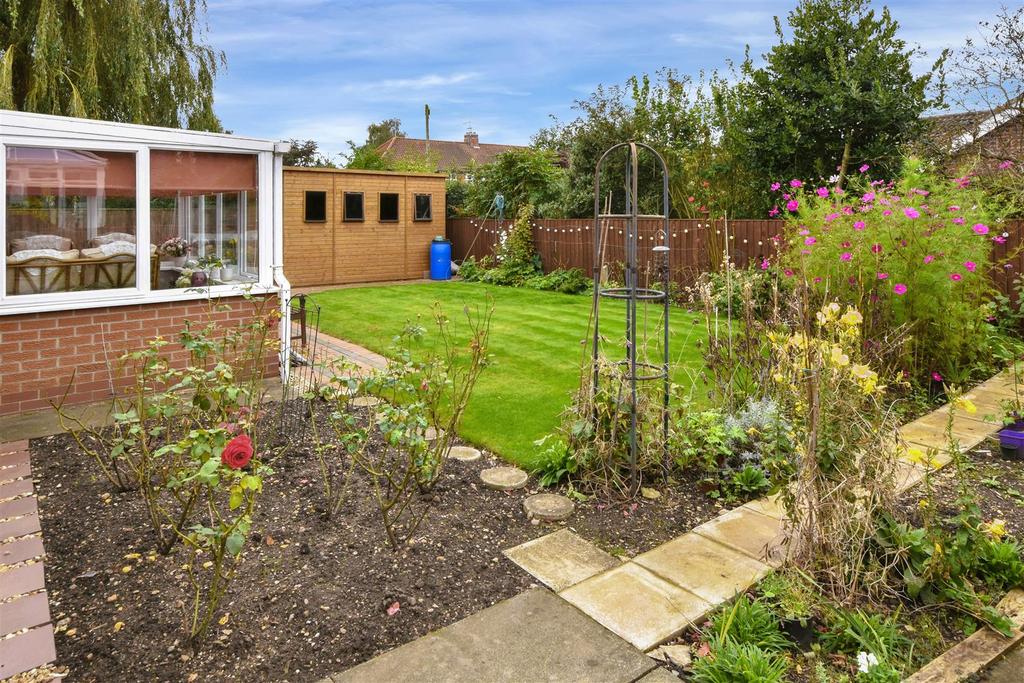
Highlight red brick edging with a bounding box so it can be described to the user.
[0,439,56,680]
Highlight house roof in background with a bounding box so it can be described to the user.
[922,103,1022,154]
[376,136,528,171]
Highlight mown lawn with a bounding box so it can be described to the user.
[312,282,706,469]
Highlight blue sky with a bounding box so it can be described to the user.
[206,0,1005,159]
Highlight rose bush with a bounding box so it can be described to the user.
[773,158,1011,383]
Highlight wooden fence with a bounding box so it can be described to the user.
[447,217,1024,294]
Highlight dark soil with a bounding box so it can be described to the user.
[33,401,722,683]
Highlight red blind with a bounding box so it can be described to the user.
[6,147,136,197]
[150,150,258,197]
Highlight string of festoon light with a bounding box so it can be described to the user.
[463,219,766,247]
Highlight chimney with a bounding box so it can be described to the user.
[464,130,479,146]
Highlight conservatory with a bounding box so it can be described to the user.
[0,110,290,311]
[0,110,291,417]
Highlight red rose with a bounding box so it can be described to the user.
[222,434,253,470]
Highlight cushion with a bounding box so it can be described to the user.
[92,232,136,246]
[7,248,79,263]
[81,241,136,258]
[11,234,73,252]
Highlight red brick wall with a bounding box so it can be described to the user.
[0,297,280,417]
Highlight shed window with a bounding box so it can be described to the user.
[304,191,326,222]
[379,193,399,222]
[414,194,432,221]
[344,192,364,221]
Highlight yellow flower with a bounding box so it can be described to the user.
[830,345,850,367]
[953,395,978,414]
[934,542,943,555]
[840,308,863,327]
[981,519,1007,539]
[918,499,929,509]
[905,447,927,466]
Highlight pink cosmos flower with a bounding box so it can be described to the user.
[842,206,854,215]
[853,220,866,230]
[790,179,803,188]
[800,249,811,255]
[904,207,920,219]
[923,254,935,264]
[950,272,962,281]
[948,205,960,212]
[883,209,893,216]
[786,199,799,212]
[799,229,810,235]
[999,160,1013,170]
[804,236,816,246]
[871,243,883,254]
[784,269,794,277]
[877,272,889,280]
[813,277,822,283]
[964,261,977,272]
[768,207,780,217]
[861,192,875,202]
[816,187,829,198]
[771,182,781,191]
[825,212,840,222]
[760,258,770,270]
[932,372,943,382]
[993,235,1007,244]
[952,217,965,224]
[841,241,851,248]
[893,283,907,295]
[840,252,852,261]
[973,223,989,235]
[859,164,870,173]
[848,276,857,285]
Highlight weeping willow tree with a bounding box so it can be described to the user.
[0,0,224,131]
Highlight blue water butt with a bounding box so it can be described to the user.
[430,237,452,280]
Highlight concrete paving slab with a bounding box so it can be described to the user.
[559,562,711,652]
[900,412,994,452]
[326,588,655,683]
[634,534,770,605]
[691,507,787,567]
[637,666,681,681]
[504,529,620,592]
[741,493,787,520]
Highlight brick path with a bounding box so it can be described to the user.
[0,439,56,680]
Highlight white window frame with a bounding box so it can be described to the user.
[0,116,280,316]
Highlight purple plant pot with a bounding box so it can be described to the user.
[998,421,1024,460]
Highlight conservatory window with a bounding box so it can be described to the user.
[5,146,138,296]
[150,150,259,290]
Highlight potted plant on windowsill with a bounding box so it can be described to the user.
[159,237,189,267]
[196,254,224,284]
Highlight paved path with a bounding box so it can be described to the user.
[0,439,57,680]
[321,589,657,683]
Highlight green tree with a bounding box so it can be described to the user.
[537,70,712,218]
[732,0,944,190]
[0,0,224,130]
[463,148,566,218]
[366,117,404,149]
[283,139,337,168]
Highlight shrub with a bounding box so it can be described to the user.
[775,158,1008,383]
[524,267,590,294]
[531,435,578,487]
[691,641,788,683]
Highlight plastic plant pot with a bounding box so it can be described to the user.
[998,421,1024,460]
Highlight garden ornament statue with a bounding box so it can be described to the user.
[591,142,671,490]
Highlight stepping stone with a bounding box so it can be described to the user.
[446,446,481,462]
[350,396,381,408]
[523,493,574,522]
[691,507,788,567]
[634,533,770,604]
[327,588,656,682]
[560,562,712,651]
[503,529,619,591]
[900,412,995,452]
[637,667,681,681]
[480,466,528,491]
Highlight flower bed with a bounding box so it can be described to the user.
[32,402,723,681]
